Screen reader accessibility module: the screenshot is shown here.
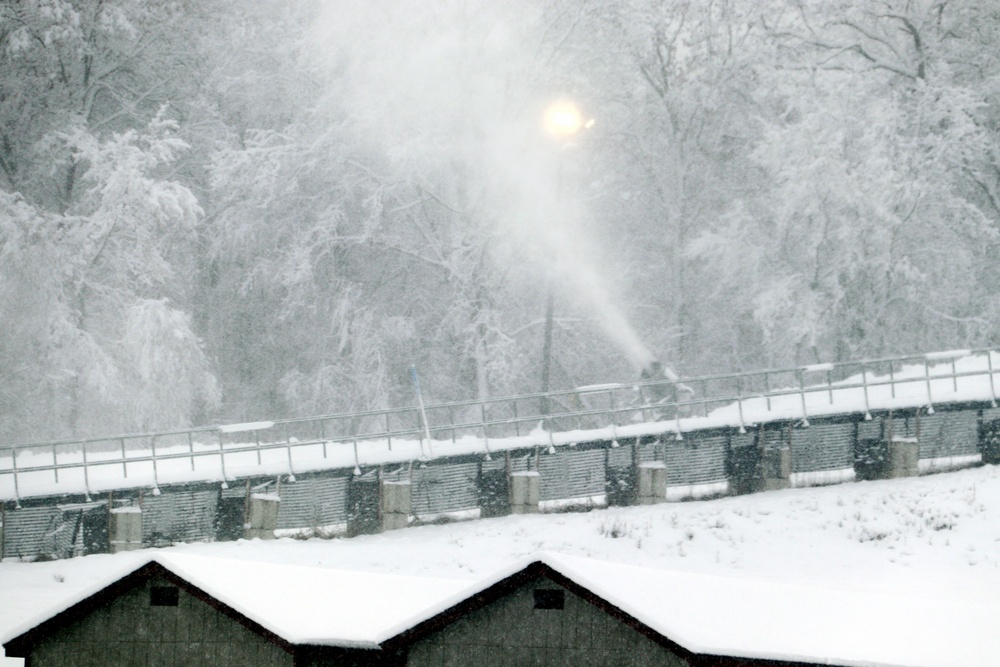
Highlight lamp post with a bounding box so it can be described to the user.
[539,100,592,417]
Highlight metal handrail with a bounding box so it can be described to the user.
[1,347,997,503]
[0,348,964,452]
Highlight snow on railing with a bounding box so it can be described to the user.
[1,348,999,504]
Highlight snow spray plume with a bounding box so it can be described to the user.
[309,3,662,376]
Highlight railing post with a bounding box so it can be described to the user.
[11,446,21,507]
[988,352,998,408]
[385,411,393,451]
[285,425,296,482]
[120,438,128,478]
[81,440,92,500]
[638,384,651,424]
[410,366,434,460]
[736,375,746,434]
[52,444,59,483]
[217,431,229,489]
[150,435,160,495]
[797,370,810,427]
[353,437,362,476]
[861,369,872,420]
[924,358,935,414]
[480,401,492,460]
[764,372,772,412]
[608,390,621,447]
[187,432,195,471]
[673,383,684,441]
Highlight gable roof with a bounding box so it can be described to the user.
[6,551,999,667]
[383,552,1000,667]
[4,558,295,659]
[382,558,705,662]
[382,556,809,667]
[3,553,468,656]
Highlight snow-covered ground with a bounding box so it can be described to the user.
[3,463,1000,666]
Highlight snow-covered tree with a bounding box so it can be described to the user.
[687,0,1000,367]
[0,2,219,440]
[4,0,1000,443]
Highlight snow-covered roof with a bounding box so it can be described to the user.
[158,554,469,648]
[387,552,1000,667]
[3,553,469,650]
[7,551,998,666]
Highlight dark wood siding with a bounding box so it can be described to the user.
[28,575,292,667]
[406,576,690,667]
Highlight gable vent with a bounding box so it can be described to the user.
[533,589,565,610]
[150,586,179,607]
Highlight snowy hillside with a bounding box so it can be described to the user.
[3,464,1000,666]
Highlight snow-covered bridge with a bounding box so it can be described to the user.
[2,348,1000,559]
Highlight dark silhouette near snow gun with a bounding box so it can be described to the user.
[639,361,695,420]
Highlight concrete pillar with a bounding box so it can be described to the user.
[245,493,280,539]
[888,437,919,478]
[636,462,667,505]
[381,481,411,531]
[109,507,143,553]
[756,448,791,492]
[509,471,540,514]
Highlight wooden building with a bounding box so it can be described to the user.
[391,560,754,667]
[2,555,463,667]
[4,552,988,666]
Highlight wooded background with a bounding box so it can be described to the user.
[2,0,999,442]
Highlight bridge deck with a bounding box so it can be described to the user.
[1,348,997,504]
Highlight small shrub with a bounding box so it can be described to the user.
[599,518,631,539]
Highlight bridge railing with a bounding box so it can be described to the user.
[1,348,997,502]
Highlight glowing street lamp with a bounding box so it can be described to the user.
[543,100,594,138]
[539,100,593,416]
